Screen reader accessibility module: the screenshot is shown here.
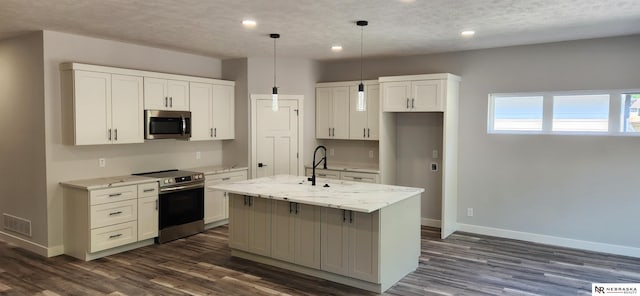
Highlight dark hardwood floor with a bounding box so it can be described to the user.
[1,226,639,295]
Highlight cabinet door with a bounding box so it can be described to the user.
[348,211,379,282]
[248,197,271,256]
[167,80,190,111]
[294,203,321,268]
[143,77,168,110]
[204,180,226,224]
[212,84,235,139]
[189,82,213,141]
[74,71,111,145]
[321,208,349,276]
[111,74,144,144]
[316,88,332,138]
[340,172,380,184]
[366,84,380,140]
[349,85,368,140]
[412,80,443,111]
[271,200,295,263]
[138,196,158,240]
[381,81,411,112]
[305,168,340,180]
[228,194,250,251]
[331,87,350,139]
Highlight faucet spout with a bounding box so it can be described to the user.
[308,145,328,186]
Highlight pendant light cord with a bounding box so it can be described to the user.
[360,25,363,83]
[273,37,277,87]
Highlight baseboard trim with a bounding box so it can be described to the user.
[457,223,640,258]
[0,230,49,257]
[421,218,441,228]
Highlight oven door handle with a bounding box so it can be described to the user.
[160,183,203,193]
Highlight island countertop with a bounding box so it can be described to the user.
[208,174,424,213]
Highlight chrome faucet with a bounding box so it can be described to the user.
[308,145,327,186]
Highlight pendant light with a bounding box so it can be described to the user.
[356,20,368,112]
[270,33,280,112]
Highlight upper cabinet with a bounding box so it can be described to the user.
[380,74,460,112]
[316,86,350,139]
[316,80,379,140]
[143,77,189,111]
[190,82,235,141]
[64,70,144,145]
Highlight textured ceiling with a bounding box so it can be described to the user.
[1,0,640,60]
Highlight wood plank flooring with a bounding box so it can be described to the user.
[1,226,639,295]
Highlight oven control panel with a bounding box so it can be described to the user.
[161,173,204,185]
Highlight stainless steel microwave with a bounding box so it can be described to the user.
[144,110,191,140]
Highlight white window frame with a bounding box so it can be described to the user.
[488,89,640,136]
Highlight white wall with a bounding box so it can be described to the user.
[222,58,249,169]
[320,34,640,251]
[42,31,225,252]
[0,32,48,247]
[246,57,320,173]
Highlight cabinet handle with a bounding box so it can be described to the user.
[214,128,217,137]
[367,128,370,138]
[363,128,366,137]
[295,203,299,214]
[114,129,118,141]
[109,211,123,216]
[243,196,247,206]
[349,211,353,223]
[318,173,326,177]
[170,97,173,107]
[249,197,252,207]
[353,177,362,180]
[165,97,168,107]
[108,129,112,141]
[412,98,415,109]
[342,210,346,223]
[406,98,409,109]
[289,202,293,214]
[210,128,213,137]
[109,233,122,239]
[155,199,158,210]
[222,177,231,181]
[108,193,122,197]
[143,188,155,193]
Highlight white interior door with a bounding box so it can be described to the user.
[252,96,302,178]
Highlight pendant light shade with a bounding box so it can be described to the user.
[356,20,368,112]
[271,33,280,112]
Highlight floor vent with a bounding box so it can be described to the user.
[3,213,32,237]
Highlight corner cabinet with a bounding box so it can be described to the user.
[380,74,460,112]
[204,169,247,228]
[143,77,189,111]
[61,70,144,145]
[190,82,235,141]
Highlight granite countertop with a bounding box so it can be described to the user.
[304,162,380,174]
[209,175,423,213]
[184,165,248,175]
[60,175,159,190]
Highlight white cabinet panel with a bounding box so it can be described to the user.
[73,71,111,145]
[190,82,214,140]
[90,221,137,253]
[381,78,446,112]
[229,194,250,251]
[381,81,411,112]
[271,201,321,269]
[144,77,189,111]
[212,84,235,139]
[90,199,137,229]
[349,84,379,140]
[412,80,443,111]
[316,86,349,139]
[138,196,158,240]
[204,170,247,224]
[111,74,144,143]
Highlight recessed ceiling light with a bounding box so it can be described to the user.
[461,30,475,37]
[242,19,257,28]
[331,45,343,52]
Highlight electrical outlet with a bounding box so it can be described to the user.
[467,208,474,217]
[196,151,201,160]
[99,158,106,168]
[369,150,374,158]
[430,162,438,172]
[432,149,439,159]
[330,148,334,156]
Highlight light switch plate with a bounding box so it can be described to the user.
[99,158,106,168]
[196,151,201,160]
[432,149,439,159]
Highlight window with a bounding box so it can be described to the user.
[552,94,609,132]
[488,89,640,135]
[491,96,543,131]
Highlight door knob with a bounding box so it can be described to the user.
[258,163,268,167]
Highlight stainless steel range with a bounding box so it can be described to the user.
[133,169,205,243]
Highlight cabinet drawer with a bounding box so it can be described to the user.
[90,185,137,205]
[206,170,248,184]
[90,221,137,253]
[305,168,340,180]
[340,172,380,184]
[90,199,137,229]
[138,182,159,198]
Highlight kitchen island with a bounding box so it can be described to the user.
[209,175,423,293]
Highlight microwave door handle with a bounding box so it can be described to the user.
[181,115,186,136]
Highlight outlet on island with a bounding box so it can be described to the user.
[196,151,201,160]
[99,158,106,168]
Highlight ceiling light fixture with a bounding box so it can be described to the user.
[461,30,475,37]
[356,20,368,112]
[242,19,257,28]
[331,45,343,52]
[270,33,280,112]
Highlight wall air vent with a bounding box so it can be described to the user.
[3,213,32,237]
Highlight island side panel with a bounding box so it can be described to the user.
[379,193,421,291]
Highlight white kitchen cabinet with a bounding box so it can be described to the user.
[144,77,189,111]
[349,84,379,140]
[204,170,247,226]
[69,71,144,145]
[228,194,271,257]
[316,86,349,139]
[63,180,158,261]
[381,75,446,112]
[321,207,379,282]
[271,200,321,268]
[305,168,379,184]
[304,168,340,180]
[190,82,235,141]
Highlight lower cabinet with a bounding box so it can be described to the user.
[228,195,271,257]
[321,208,379,282]
[204,170,248,226]
[305,168,380,183]
[271,200,321,269]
